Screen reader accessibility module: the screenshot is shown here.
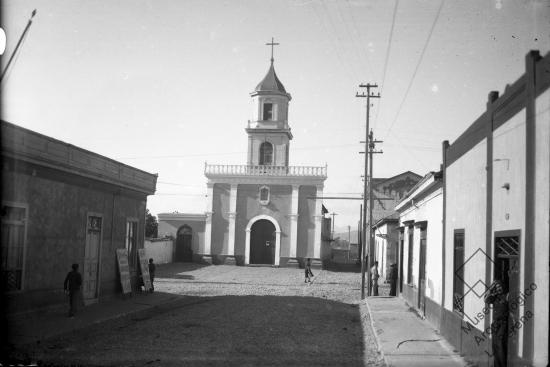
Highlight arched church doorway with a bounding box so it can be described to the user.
[175,225,193,262]
[250,219,276,265]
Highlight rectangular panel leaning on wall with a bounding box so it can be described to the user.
[444,139,487,316]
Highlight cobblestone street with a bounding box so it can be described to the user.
[10,263,386,367]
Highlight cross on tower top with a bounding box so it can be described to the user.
[266,37,279,64]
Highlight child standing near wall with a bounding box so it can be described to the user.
[148,258,156,292]
[305,258,314,284]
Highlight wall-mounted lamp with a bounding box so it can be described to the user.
[502,183,510,190]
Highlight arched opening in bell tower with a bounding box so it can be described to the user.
[259,142,273,165]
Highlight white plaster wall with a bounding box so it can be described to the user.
[398,189,443,304]
[493,109,526,352]
[145,239,173,264]
[534,89,549,366]
[412,227,420,287]
[158,220,177,238]
[492,109,526,232]
[401,224,410,286]
[444,139,487,317]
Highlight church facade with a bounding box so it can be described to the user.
[159,52,328,267]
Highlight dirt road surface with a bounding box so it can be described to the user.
[10,264,386,367]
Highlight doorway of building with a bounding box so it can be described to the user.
[176,225,193,262]
[399,230,404,294]
[418,226,427,315]
[83,215,102,303]
[494,233,520,366]
[250,219,276,265]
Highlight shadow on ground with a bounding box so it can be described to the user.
[155,262,210,279]
[9,294,372,367]
[323,262,362,273]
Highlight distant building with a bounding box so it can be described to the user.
[159,49,328,267]
[370,171,423,222]
[372,214,399,281]
[358,171,422,261]
[1,121,157,312]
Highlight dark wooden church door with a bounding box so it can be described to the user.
[176,226,193,262]
[250,219,275,265]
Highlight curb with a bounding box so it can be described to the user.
[364,298,388,367]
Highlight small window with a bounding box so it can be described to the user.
[453,230,465,313]
[1,205,26,291]
[259,186,270,205]
[263,103,273,120]
[259,142,273,165]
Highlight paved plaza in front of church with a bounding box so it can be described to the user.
[9,264,386,366]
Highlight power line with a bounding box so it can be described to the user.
[345,0,374,79]
[311,0,359,81]
[374,0,400,130]
[384,0,445,140]
[334,0,373,79]
[157,181,205,188]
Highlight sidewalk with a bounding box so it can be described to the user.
[365,297,468,367]
[6,291,189,347]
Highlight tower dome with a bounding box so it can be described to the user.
[254,63,288,95]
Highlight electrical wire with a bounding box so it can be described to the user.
[373,0,400,130]
[384,0,445,140]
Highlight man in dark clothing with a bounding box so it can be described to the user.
[484,279,509,367]
[148,258,156,292]
[389,263,398,296]
[64,263,82,317]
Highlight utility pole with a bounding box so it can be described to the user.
[368,128,383,295]
[356,83,380,299]
[358,204,362,265]
[0,9,37,83]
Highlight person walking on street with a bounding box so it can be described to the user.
[371,261,379,296]
[64,263,82,318]
[389,263,398,296]
[304,258,314,283]
[148,258,156,292]
[484,279,509,367]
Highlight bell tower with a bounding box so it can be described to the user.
[246,38,293,167]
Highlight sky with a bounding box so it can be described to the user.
[2,0,549,232]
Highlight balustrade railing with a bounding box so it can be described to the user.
[204,164,327,177]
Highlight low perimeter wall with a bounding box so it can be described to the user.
[145,239,174,264]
